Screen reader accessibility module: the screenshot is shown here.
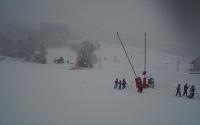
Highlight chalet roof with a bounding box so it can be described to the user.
[190,56,200,64]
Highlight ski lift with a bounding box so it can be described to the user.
[117,32,143,92]
[117,32,155,92]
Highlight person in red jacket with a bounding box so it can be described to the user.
[138,82,143,93]
[136,77,143,93]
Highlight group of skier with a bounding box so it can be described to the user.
[114,78,127,90]
[114,76,154,93]
[114,77,197,99]
[135,76,155,93]
[175,83,196,99]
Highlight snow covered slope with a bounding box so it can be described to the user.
[0,43,200,125]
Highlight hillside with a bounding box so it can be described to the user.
[0,43,200,125]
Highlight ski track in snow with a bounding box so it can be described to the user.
[0,44,200,125]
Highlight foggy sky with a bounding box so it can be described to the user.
[0,0,200,57]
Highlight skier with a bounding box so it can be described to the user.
[183,83,189,96]
[138,82,143,93]
[122,78,127,89]
[118,80,122,90]
[114,78,118,89]
[188,85,195,99]
[136,77,143,93]
[175,84,181,97]
[148,77,154,88]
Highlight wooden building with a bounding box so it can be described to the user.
[190,56,200,73]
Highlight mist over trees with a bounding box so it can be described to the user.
[37,22,74,47]
[0,22,75,63]
[0,21,100,66]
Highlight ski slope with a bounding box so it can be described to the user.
[0,43,200,125]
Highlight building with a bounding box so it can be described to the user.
[190,56,200,73]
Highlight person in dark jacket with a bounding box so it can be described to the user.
[122,78,127,89]
[175,84,181,97]
[118,80,122,90]
[188,85,195,99]
[114,78,118,89]
[183,83,189,96]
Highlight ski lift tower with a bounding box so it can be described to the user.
[117,32,143,92]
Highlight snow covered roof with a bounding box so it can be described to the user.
[190,56,200,64]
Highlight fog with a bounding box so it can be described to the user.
[1,1,200,125]
[0,0,200,57]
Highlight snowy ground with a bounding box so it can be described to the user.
[0,43,200,125]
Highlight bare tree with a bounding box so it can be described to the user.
[77,40,99,68]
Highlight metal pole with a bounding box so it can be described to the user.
[177,58,180,72]
[117,32,137,77]
[100,55,102,69]
[144,32,147,72]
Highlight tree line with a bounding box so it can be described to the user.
[0,22,74,64]
[0,22,100,67]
